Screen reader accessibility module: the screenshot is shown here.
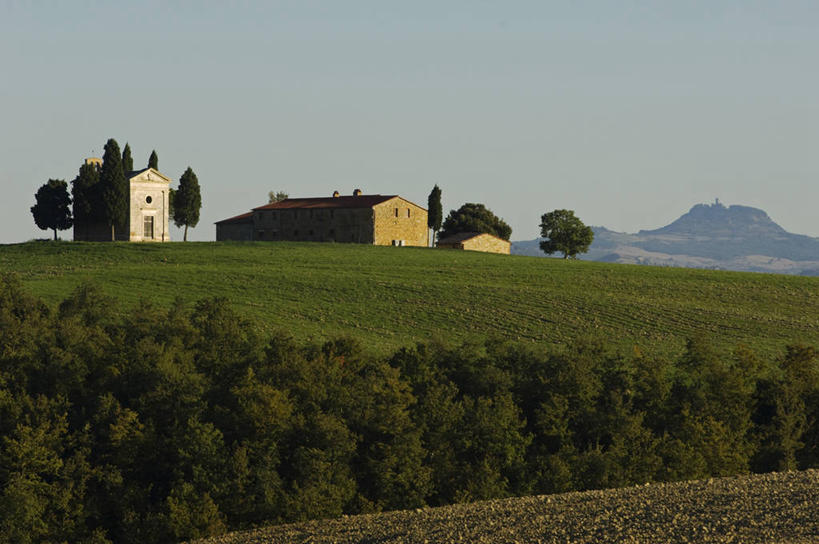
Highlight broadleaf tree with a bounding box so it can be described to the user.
[31,179,73,240]
[174,167,202,241]
[539,209,594,259]
[439,203,512,241]
[99,138,129,241]
[427,185,442,246]
[268,190,288,203]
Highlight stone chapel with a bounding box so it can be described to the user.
[73,158,172,242]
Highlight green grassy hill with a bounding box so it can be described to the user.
[2,241,818,356]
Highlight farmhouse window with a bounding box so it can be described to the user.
[407,209,411,217]
[143,216,154,239]
[395,208,399,217]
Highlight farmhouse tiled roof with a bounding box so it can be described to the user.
[253,195,398,211]
[214,211,254,224]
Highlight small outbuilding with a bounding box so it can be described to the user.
[436,232,510,255]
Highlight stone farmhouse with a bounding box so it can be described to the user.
[74,158,172,242]
[216,190,429,246]
[436,232,511,254]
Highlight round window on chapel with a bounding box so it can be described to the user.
[146,196,153,204]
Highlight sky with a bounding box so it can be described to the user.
[2,1,818,243]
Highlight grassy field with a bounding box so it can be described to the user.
[2,240,818,357]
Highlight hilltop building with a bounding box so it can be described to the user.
[74,158,172,242]
[437,232,511,255]
[216,190,429,246]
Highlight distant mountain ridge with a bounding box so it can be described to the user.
[512,202,819,275]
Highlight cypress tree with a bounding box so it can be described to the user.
[173,167,201,241]
[168,187,175,219]
[148,150,158,170]
[121,142,134,173]
[31,179,73,240]
[99,138,129,241]
[427,184,442,246]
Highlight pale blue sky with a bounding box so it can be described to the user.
[2,1,818,243]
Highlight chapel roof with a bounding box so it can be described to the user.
[125,167,171,183]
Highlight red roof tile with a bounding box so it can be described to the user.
[438,232,510,244]
[214,211,254,224]
[253,195,397,211]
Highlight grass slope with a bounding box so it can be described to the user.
[2,241,818,356]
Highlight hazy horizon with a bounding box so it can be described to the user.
[3,2,818,244]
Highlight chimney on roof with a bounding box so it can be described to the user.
[333,191,340,197]
[353,188,362,196]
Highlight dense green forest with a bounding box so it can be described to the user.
[1,275,817,542]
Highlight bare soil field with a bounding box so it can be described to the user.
[192,469,818,543]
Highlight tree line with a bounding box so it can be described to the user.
[30,139,201,241]
[1,275,816,542]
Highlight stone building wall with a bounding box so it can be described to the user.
[216,220,254,241]
[461,234,511,254]
[372,197,429,247]
[219,195,429,245]
[252,207,375,243]
[129,179,170,241]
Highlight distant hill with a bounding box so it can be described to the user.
[513,202,819,275]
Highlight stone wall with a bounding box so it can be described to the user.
[129,180,170,241]
[462,234,510,254]
[372,197,429,247]
[252,207,375,243]
[216,221,254,241]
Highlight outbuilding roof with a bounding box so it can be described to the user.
[253,195,398,211]
[438,231,511,245]
[438,232,486,244]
